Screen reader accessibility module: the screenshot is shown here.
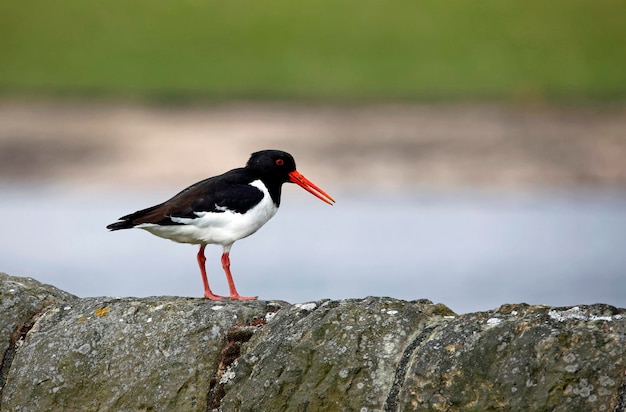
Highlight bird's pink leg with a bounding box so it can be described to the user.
[221,248,257,301]
[197,245,227,300]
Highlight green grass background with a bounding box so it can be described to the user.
[1,0,624,101]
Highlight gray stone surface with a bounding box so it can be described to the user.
[220,298,454,411]
[0,273,76,346]
[0,274,282,411]
[1,274,625,411]
[0,273,77,402]
[396,303,626,411]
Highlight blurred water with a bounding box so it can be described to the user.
[1,185,625,314]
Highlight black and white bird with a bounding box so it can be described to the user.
[106,149,335,300]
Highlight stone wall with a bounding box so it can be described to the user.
[1,273,624,411]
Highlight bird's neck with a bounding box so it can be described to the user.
[260,178,283,207]
[244,167,284,207]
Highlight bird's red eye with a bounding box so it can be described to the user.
[275,159,284,166]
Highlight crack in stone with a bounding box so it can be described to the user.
[383,323,441,412]
[614,379,626,412]
[206,325,256,411]
[0,307,49,406]
[206,304,282,412]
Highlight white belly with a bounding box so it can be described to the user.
[138,180,278,246]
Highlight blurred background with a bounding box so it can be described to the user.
[1,0,625,313]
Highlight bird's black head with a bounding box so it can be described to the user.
[246,149,335,206]
[246,150,297,182]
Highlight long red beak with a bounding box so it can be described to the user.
[288,170,335,205]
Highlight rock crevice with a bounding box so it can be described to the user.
[384,323,442,412]
[0,308,45,401]
[0,274,77,407]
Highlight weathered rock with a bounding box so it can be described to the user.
[0,273,76,346]
[222,301,626,412]
[396,304,626,411]
[1,274,625,412]
[0,273,76,401]
[220,298,454,411]
[0,274,283,411]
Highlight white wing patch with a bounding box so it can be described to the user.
[213,204,228,212]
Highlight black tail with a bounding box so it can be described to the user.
[106,219,135,231]
[106,203,165,231]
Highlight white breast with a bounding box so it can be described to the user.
[139,180,278,246]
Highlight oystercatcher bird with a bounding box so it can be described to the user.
[106,150,334,300]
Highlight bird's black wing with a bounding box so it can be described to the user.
[106,169,264,230]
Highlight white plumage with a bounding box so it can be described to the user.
[139,180,278,246]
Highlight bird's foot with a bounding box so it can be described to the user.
[229,294,258,301]
[203,292,229,300]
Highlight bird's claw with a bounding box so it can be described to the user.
[229,295,258,301]
[203,293,229,300]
